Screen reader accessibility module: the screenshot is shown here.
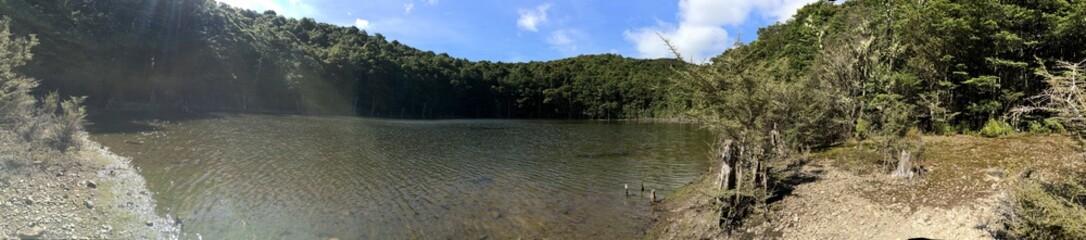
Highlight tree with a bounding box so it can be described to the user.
[0,18,86,151]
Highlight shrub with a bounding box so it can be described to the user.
[1001,175,1086,239]
[934,123,956,135]
[1044,118,1065,133]
[0,19,86,152]
[1028,121,1051,134]
[980,118,1014,137]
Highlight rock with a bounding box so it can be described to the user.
[24,197,33,205]
[146,221,154,227]
[84,200,95,209]
[17,226,44,239]
[85,181,97,189]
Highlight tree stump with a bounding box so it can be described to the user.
[892,150,914,179]
[650,189,657,204]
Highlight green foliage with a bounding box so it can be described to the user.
[980,118,1014,138]
[0,18,86,152]
[1001,175,1086,239]
[854,118,871,139]
[0,0,684,119]
[1028,121,1051,134]
[1045,118,1065,133]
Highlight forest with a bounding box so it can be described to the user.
[0,0,685,119]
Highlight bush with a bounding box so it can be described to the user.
[980,118,1014,137]
[0,19,86,152]
[854,118,871,139]
[1028,121,1051,134]
[934,123,956,135]
[1044,118,1065,133]
[1001,175,1086,239]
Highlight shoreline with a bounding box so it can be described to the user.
[83,136,180,239]
[644,150,725,239]
[0,134,179,239]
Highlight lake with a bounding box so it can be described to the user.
[88,113,713,239]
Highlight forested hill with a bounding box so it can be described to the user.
[689,0,1086,134]
[0,0,686,119]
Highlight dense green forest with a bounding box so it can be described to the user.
[0,0,685,119]
[663,1,1086,238]
[1,0,1083,128]
[693,0,1086,136]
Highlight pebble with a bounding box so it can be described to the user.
[84,200,95,209]
[17,226,44,239]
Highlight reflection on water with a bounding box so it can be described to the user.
[88,113,713,239]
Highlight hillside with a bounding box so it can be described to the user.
[0,0,686,119]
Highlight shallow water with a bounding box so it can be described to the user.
[88,113,713,239]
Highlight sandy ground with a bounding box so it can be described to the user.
[0,136,178,239]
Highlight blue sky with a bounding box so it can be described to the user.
[215,0,820,62]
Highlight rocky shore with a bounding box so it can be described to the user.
[0,136,178,239]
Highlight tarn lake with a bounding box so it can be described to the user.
[88,112,713,239]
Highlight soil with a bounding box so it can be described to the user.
[0,136,179,239]
[647,134,1083,239]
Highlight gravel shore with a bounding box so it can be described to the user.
[0,135,178,239]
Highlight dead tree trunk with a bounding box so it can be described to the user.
[892,149,914,179]
[718,140,734,190]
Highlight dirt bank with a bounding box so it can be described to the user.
[647,134,1082,239]
[0,135,179,239]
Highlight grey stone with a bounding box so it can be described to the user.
[17,226,44,239]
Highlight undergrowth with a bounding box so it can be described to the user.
[998,172,1086,239]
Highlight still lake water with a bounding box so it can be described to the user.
[88,113,713,239]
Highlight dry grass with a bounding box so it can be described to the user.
[815,134,1081,209]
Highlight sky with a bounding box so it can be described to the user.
[214,0,822,63]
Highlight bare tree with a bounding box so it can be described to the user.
[1011,59,1086,140]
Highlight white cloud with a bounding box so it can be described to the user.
[405,3,415,14]
[625,0,819,62]
[354,18,371,29]
[517,3,552,32]
[547,30,576,53]
[424,0,440,6]
[215,0,318,18]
